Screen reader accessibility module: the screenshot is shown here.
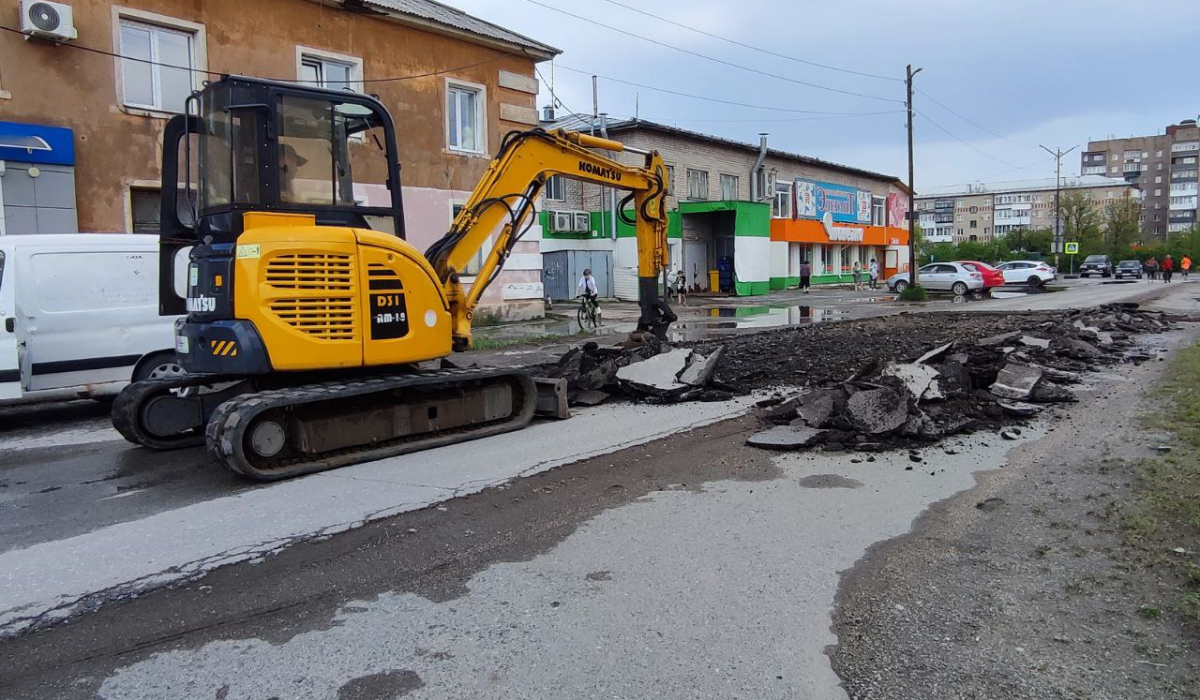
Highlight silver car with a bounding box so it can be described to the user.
[887,262,985,295]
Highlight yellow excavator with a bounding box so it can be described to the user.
[111,75,675,481]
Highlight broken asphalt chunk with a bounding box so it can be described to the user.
[990,361,1044,400]
[746,425,828,451]
[845,387,909,435]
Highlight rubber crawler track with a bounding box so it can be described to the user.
[111,373,230,450]
[206,367,537,481]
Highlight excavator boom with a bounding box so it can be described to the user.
[425,128,675,348]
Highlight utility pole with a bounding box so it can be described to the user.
[1039,144,1077,269]
[906,64,923,291]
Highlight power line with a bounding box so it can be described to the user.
[593,0,899,82]
[916,87,1039,149]
[643,111,905,124]
[532,62,592,127]
[0,24,512,84]
[916,111,1017,167]
[555,64,898,116]
[515,0,902,104]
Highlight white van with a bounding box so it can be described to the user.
[0,234,184,404]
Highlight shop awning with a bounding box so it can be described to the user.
[770,218,908,246]
[0,121,74,166]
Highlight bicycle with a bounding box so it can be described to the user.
[576,295,601,331]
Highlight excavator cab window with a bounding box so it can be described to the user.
[181,76,404,241]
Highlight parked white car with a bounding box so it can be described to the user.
[0,234,185,404]
[994,260,1057,287]
[887,262,985,295]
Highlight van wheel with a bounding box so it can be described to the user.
[134,352,186,383]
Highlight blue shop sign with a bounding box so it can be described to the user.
[0,121,75,166]
[794,178,871,224]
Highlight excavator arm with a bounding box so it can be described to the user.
[425,128,675,350]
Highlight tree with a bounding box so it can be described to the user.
[1061,192,1102,254]
[1103,195,1142,257]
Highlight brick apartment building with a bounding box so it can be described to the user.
[0,0,558,319]
[1081,118,1200,237]
[537,116,911,299]
[915,175,1139,244]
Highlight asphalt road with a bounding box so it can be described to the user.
[0,278,1193,699]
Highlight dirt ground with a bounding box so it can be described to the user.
[831,327,1200,700]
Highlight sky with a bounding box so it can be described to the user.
[451,0,1200,191]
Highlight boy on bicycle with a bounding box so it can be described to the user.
[577,268,599,308]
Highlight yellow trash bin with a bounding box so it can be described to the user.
[708,270,720,291]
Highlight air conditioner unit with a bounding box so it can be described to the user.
[573,212,591,233]
[551,211,573,233]
[20,0,77,41]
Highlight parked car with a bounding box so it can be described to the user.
[1114,259,1143,280]
[1078,254,1113,278]
[887,262,985,295]
[0,234,185,404]
[958,261,1005,289]
[994,260,1057,287]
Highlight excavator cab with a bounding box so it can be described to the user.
[158,76,405,316]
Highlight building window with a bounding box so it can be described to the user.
[297,48,362,92]
[117,16,199,112]
[773,182,792,219]
[1157,150,1164,157]
[665,165,675,196]
[686,169,708,200]
[871,196,885,225]
[446,81,485,154]
[130,187,160,233]
[719,174,739,200]
[543,175,565,201]
[1158,163,1164,171]
[1110,166,1118,174]
[453,203,485,275]
[1155,189,1162,197]
[1156,176,1162,184]
[969,220,977,229]
[969,205,978,214]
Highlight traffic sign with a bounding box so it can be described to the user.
[1065,242,1079,255]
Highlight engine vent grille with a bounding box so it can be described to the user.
[266,253,357,340]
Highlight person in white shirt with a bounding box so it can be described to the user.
[868,258,880,290]
[577,268,599,303]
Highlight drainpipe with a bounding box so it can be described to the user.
[750,133,769,201]
[600,113,617,242]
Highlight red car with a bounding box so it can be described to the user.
[959,261,1005,289]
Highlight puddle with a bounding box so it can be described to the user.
[668,304,847,341]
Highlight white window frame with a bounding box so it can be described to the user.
[773,182,792,219]
[665,165,675,196]
[719,173,739,200]
[445,78,487,155]
[686,169,708,200]
[450,200,489,279]
[295,46,363,92]
[111,7,207,115]
[871,195,885,226]
[544,175,565,201]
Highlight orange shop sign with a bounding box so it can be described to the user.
[769,218,909,246]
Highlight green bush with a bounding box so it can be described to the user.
[897,285,928,301]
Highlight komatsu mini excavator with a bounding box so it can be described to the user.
[111,76,674,481]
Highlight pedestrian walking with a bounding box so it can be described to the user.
[1145,257,1159,281]
[1182,255,1191,280]
[868,258,880,290]
[852,261,863,290]
[670,269,687,305]
[1162,254,1174,283]
[799,259,812,294]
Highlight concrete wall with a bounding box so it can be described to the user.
[0,0,548,317]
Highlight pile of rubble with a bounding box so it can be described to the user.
[548,340,733,407]
[745,304,1173,451]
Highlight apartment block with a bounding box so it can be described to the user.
[1081,118,1200,236]
[915,176,1138,244]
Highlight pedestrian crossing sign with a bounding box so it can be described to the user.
[1065,242,1079,254]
